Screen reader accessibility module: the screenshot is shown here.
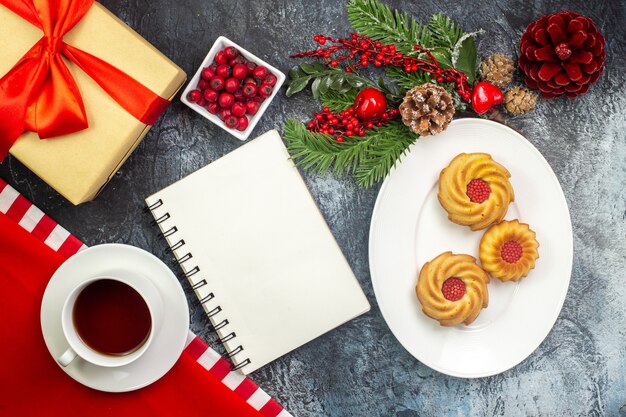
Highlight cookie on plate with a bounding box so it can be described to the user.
[438,153,514,231]
[415,251,490,326]
[479,219,539,282]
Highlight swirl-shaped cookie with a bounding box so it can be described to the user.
[479,220,539,282]
[415,252,490,326]
[438,153,514,231]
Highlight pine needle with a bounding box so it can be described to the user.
[384,67,431,90]
[284,119,417,188]
[320,90,359,112]
[427,14,464,49]
[347,0,432,54]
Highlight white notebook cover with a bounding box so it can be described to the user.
[145,130,370,374]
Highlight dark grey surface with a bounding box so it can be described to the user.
[2,0,625,416]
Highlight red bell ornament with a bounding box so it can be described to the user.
[471,82,503,115]
[518,11,606,99]
[354,88,387,121]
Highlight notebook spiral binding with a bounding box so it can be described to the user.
[147,198,252,372]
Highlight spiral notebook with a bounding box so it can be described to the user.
[145,130,370,374]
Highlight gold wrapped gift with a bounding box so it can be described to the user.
[0,3,186,204]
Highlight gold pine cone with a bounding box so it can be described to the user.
[479,53,515,88]
[504,86,538,115]
[399,83,454,136]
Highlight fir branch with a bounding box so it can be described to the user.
[284,119,367,176]
[347,0,431,54]
[319,90,358,112]
[385,66,432,90]
[354,121,417,187]
[427,14,464,49]
[284,119,417,188]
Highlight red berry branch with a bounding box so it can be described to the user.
[306,106,400,142]
[291,33,473,101]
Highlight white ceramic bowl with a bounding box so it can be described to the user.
[181,36,286,141]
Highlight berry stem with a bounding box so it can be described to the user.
[292,33,473,101]
[306,106,400,140]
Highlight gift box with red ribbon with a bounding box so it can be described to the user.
[0,0,186,205]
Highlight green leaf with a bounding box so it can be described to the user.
[430,48,453,69]
[377,76,387,90]
[286,76,310,97]
[452,36,478,84]
[319,76,331,95]
[288,66,305,80]
[300,62,325,74]
[286,66,375,98]
[337,83,354,94]
[311,78,321,99]
[330,75,345,90]
[346,76,365,89]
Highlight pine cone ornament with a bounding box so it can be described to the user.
[399,84,454,136]
[480,54,515,88]
[504,86,538,115]
[519,11,606,99]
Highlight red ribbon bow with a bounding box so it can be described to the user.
[0,0,171,158]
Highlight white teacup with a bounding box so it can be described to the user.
[58,270,163,368]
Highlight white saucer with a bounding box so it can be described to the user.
[41,244,190,392]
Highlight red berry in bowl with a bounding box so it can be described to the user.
[231,102,246,117]
[229,56,246,66]
[223,46,239,60]
[245,100,259,115]
[203,89,219,102]
[206,102,220,114]
[252,96,264,103]
[218,92,235,108]
[244,77,257,85]
[197,97,207,107]
[232,64,248,80]
[209,76,224,91]
[198,79,209,90]
[187,89,202,103]
[224,115,239,129]
[218,108,231,121]
[264,74,277,86]
[242,83,258,98]
[216,64,231,79]
[224,77,240,93]
[215,50,228,65]
[233,89,246,102]
[236,116,249,131]
[201,67,214,80]
[258,83,273,98]
[253,66,269,80]
[245,61,257,75]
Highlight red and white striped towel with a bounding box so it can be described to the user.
[0,178,292,417]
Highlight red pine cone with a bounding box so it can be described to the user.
[518,11,606,99]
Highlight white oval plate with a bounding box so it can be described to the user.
[369,119,573,378]
[41,244,190,392]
